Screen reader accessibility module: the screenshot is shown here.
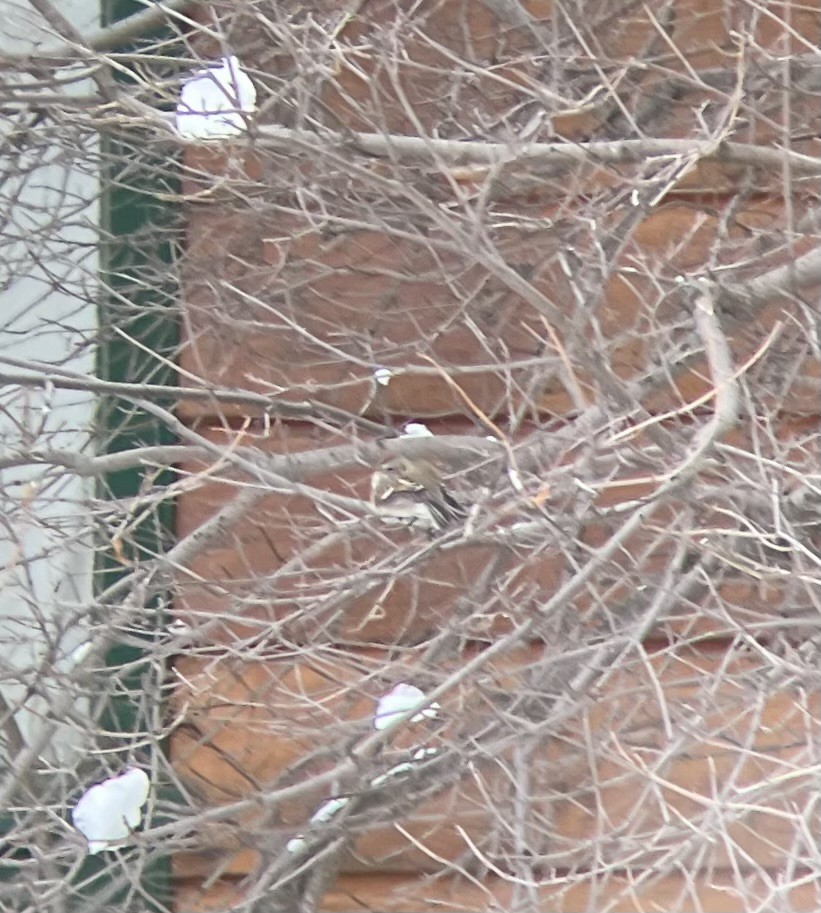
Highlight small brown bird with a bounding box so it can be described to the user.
[370,456,466,530]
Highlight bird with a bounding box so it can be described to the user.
[370,456,466,530]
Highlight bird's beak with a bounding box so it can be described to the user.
[388,476,419,494]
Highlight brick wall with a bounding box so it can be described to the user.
[171,1,821,909]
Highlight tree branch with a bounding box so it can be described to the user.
[247,124,821,179]
[0,361,388,436]
[0,0,193,65]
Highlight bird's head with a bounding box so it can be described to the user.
[371,456,441,502]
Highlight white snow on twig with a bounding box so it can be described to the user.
[373,683,440,731]
[373,367,394,387]
[370,747,440,787]
[65,640,93,668]
[71,767,150,855]
[401,422,433,437]
[286,796,350,854]
[176,55,256,139]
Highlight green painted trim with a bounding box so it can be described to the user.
[96,1,181,907]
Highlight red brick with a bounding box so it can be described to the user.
[170,646,820,875]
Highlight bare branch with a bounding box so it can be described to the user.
[0,0,192,64]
